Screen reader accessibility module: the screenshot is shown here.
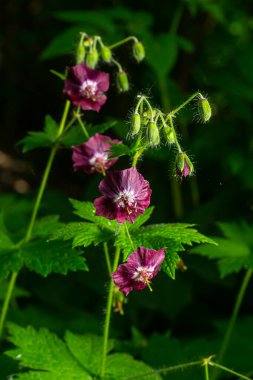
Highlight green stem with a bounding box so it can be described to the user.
[0,100,71,339]
[108,36,138,50]
[205,363,210,380]
[127,360,203,380]
[124,223,135,250]
[0,272,18,339]
[218,269,252,363]
[76,114,89,139]
[170,92,201,116]
[100,246,121,377]
[103,242,112,275]
[210,361,252,380]
[168,115,182,153]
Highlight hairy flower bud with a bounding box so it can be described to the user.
[147,122,160,147]
[101,46,112,63]
[76,43,85,64]
[164,126,175,144]
[198,95,212,123]
[175,152,194,178]
[131,113,141,136]
[132,41,145,62]
[86,50,99,68]
[116,70,129,92]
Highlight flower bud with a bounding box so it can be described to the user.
[198,95,212,123]
[116,70,129,92]
[175,152,194,178]
[147,122,160,147]
[131,113,141,136]
[86,50,99,68]
[76,43,85,64]
[132,41,145,62]
[101,46,112,63]
[164,126,175,144]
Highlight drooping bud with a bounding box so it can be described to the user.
[147,121,160,147]
[76,43,85,64]
[131,113,141,136]
[116,70,129,92]
[132,41,145,62]
[101,46,112,63]
[164,126,175,144]
[175,152,194,178]
[198,95,212,123]
[86,50,99,68]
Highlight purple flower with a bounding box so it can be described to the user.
[72,134,121,174]
[63,63,110,112]
[94,167,152,223]
[112,247,165,296]
[175,152,194,178]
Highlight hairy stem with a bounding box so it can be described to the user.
[0,100,71,339]
[76,113,89,139]
[0,272,18,339]
[219,270,252,361]
[100,246,121,377]
[103,242,112,275]
[210,361,252,380]
[108,36,138,50]
[124,223,135,250]
[213,269,252,380]
[127,360,203,379]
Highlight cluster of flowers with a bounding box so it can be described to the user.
[64,61,165,296]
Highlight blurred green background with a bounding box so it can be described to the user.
[1,0,253,378]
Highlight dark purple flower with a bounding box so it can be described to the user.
[63,63,110,112]
[72,134,121,174]
[94,167,152,223]
[112,247,165,296]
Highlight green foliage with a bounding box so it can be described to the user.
[18,115,59,152]
[115,223,216,279]
[192,222,253,277]
[59,120,117,147]
[107,142,132,159]
[5,324,160,380]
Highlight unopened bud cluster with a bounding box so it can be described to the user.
[130,93,212,178]
[75,33,145,93]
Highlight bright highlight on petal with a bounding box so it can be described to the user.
[94,167,152,223]
[63,63,110,112]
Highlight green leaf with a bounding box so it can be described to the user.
[128,207,155,231]
[115,223,216,279]
[163,252,181,280]
[18,115,59,152]
[20,240,88,276]
[59,120,117,147]
[107,142,132,159]
[52,222,113,247]
[33,215,64,238]
[144,33,178,79]
[65,332,114,376]
[70,199,118,231]
[0,247,23,279]
[105,353,161,380]
[6,323,92,380]
[192,222,253,277]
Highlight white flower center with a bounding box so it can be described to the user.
[89,152,108,168]
[131,266,155,283]
[114,190,135,209]
[81,79,98,97]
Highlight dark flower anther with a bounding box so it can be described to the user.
[112,247,165,296]
[63,63,109,112]
[94,167,151,223]
[72,133,121,175]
